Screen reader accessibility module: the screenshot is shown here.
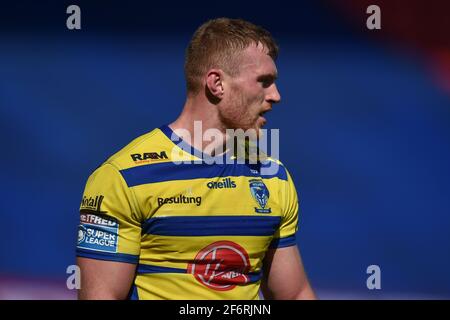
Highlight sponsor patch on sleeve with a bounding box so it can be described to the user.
[77,213,119,253]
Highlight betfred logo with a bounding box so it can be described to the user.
[187,241,251,291]
[80,213,117,227]
[131,151,168,163]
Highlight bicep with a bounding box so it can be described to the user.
[77,257,137,300]
[261,245,316,300]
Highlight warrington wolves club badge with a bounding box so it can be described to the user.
[249,179,271,213]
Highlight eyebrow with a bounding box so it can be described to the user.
[256,73,278,82]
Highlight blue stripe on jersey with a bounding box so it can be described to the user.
[120,161,287,187]
[137,264,186,274]
[137,263,262,283]
[76,248,139,264]
[248,271,263,283]
[159,124,229,163]
[129,285,139,300]
[269,234,297,248]
[141,215,281,236]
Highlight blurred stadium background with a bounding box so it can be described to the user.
[0,0,449,299]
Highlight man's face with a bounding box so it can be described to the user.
[219,42,281,134]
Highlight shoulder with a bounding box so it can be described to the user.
[259,155,292,183]
[101,127,175,171]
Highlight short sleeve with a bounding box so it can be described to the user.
[270,169,299,248]
[76,163,141,264]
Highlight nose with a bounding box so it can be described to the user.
[266,83,281,104]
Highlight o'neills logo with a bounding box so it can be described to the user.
[157,195,202,207]
[80,195,105,213]
[207,178,237,189]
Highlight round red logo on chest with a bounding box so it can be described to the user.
[187,241,251,291]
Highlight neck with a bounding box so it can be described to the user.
[169,94,228,156]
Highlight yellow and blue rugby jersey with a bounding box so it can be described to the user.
[77,125,299,300]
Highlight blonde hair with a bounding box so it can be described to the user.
[184,18,279,94]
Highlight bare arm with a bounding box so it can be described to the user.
[261,245,317,300]
[77,257,137,300]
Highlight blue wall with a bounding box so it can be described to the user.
[1,0,449,298]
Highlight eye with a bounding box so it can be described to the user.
[257,75,276,88]
[260,80,273,88]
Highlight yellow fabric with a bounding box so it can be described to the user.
[77,127,299,299]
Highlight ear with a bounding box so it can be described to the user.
[205,69,225,99]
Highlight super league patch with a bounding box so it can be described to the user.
[77,213,118,253]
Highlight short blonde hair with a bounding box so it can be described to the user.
[184,18,279,94]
